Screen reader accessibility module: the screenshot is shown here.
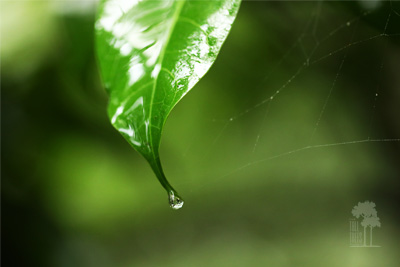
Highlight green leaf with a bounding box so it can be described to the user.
[95,0,241,209]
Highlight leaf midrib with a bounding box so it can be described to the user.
[147,0,186,182]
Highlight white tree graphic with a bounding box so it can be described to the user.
[351,201,381,247]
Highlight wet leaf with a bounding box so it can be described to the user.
[95,0,241,209]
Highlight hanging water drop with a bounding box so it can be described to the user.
[168,190,184,210]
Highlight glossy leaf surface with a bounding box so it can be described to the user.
[95,0,241,209]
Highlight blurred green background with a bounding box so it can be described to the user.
[2,1,400,266]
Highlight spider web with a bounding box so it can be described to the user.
[167,0,400,192]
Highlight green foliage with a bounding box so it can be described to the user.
[95,0,241,208]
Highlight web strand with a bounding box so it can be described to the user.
[180,2,400,190]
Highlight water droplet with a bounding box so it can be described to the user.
[168,191,184,210]
[229,118,233,121]
[375,93,378,97]
[346,22,351,27]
